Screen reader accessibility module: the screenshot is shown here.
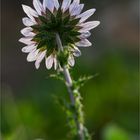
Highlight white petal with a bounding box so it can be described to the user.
[79,21,100,32]
[77,8,96,23]
[22,44,37,53]
[43,0,54,13]
[69,0,79,10]
[75,39,92,47]
[58,64,63,71]
[21,27,35,37]
[19,37,35,45]
[71,0,80,5]
[72,46,81,57]
[69,0,80,14]
[35,50,46,69]
[22,17,36,26]
[68,55,75,66]
[27,49,39,62]
[53,56,58,70]
[33,0,44,15]
[73,0,80,4]
[78,4,84,15]
[22,5,38,21]
[45,55,54,69]
[70,4,84,16]
[79,31,91,39]
[62,0,72,13]
[53,0,60,10]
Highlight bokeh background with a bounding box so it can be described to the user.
[1,0,139,140]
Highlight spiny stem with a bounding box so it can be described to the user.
[56,33,85,140]
[63,65,85,140]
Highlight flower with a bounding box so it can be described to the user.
[19,0,100,70]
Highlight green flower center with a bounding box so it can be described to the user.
[32,9,81,56]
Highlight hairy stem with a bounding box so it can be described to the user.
[63,66,75,105]
[56,33,87,140]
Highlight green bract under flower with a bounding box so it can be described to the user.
[32,9,81,56]
[19,0,100,70]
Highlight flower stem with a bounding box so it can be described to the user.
[63,66,75,105]
[56,33,90,140]
[63,66,85,140]
[56,33,75,105]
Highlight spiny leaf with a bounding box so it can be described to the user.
[49,72,64,82]
[52,95,68,110]
[74,74,99,89]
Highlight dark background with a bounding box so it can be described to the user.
[1,0,139,140]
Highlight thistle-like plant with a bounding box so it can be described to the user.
[19,0,100,139]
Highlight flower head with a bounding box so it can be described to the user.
[19,0,100,70]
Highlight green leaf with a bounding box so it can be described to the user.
[53,95,67,109]
[74,74,99,90]
[49,72,64,82]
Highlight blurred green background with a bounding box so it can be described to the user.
[1,0,139,140]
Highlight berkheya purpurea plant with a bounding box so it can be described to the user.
[19,0,100,139]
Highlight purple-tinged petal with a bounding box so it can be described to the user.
[75,39,92,47]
